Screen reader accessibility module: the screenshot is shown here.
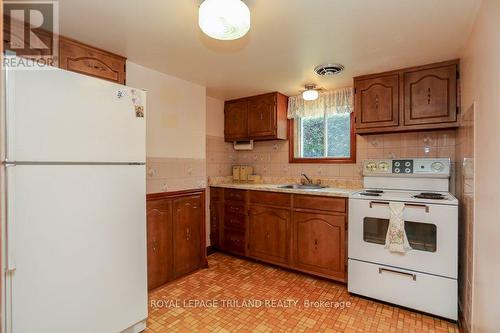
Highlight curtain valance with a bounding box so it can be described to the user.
[287,87,353,119]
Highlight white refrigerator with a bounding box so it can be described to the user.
[1,61,148,333]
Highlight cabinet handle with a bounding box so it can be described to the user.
[379,267,416,281]
[265,232,270,239]
[152,240,159,252]
[260,112,263,120]
[186,228,191,241]
[427,88,432,105]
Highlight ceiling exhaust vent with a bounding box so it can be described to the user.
[314,64,345,76]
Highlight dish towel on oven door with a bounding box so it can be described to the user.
[385,202,412,253]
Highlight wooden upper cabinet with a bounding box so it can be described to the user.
[248,93,277,138]
[354,60,459,134]
[355,74,399,130]
[224,100,249,141]
[146,199,173,290]
[404,64,457,126]
[59,37,126,84]
[173,195,203,278]
[248,205,290,264]
[224,92,288,142]
[293,211,346,281]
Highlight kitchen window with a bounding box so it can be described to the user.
[288,87,356,163]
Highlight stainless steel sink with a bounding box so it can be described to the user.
[278,184,327,190]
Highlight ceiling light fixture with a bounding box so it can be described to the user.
[199,0,251,41]
[302,84,320,101]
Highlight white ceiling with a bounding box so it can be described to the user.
[58,0,480,100]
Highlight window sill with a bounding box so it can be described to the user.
[288,156,357,164]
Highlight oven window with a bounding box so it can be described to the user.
[363,218,437,252]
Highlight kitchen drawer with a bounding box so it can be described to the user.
[249,191,291,207]
[225,202,246,215]
[223,229,246,255]
[294,195,346,213]
[348,259,457,320]
[224,189,246,202]
[224,213,246,230]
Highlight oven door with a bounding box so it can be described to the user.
[348,198,457,278]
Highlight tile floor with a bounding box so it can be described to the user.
[146,253,459,333]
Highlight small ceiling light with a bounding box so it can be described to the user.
[199,0,251,41]
[302,84,320,101]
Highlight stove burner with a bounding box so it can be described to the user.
[360,192,381,197]
[365,189,384,194]
[414,192,446,200]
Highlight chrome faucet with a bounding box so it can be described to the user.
[301,173,313,185]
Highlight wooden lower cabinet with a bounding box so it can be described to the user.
[293,211,346,281]
[146,199,173,290]
[173,196,203,278]
[248,205,290,264]
[146,190,206,291]
[209,187,348,282]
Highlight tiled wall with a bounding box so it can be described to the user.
[206,135,237,179]
[146,157,207,194]
[456,105,475,332]
[209,130,457,188]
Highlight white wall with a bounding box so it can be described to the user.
[206,96,225,137]
[127,61,206,159]
[460,0,500,331]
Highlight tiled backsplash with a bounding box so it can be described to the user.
[207,130,456,184]
[206,135,238,178]
[146,157,206,194]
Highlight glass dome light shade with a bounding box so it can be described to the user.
[199,0,251,41]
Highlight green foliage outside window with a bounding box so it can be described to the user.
[300,113,350,158]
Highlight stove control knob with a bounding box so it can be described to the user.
[405,161,411,167]
[378,162,389,172]
[405,168,411,173]
[394,161,401,167]
[394,168,401,173]
[431,162,445,172]
[366,162,377,172]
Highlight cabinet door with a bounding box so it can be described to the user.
[147,199,172,290]
[224,100,249,140]
[173,195,202,278]
[293,211,346,281]
[355,74,399,129]
[248,94,276,138]
[404,64,457,126]
[59,37,126,84]
[248,205,289,264]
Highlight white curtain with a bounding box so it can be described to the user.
[287,87,353,119]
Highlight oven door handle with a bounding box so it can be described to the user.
[369,201,429,213]
[378,267,417,281]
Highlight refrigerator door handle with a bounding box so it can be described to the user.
[6,164,16,272]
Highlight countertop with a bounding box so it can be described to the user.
[210,183,357,198]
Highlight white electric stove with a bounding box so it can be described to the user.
[348,158,458,320]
